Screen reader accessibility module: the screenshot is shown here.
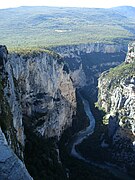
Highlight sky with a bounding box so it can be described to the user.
[0,0,135,9]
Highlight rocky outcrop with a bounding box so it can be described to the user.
[98,41,135,169]
[0,128,32,180]
[125,42,135,63]
[71,64,86,88]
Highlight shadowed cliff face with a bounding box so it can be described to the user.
[54,43,127,102]
[0,46,32,179]
[98,42,135,172]
[0,45,24,159]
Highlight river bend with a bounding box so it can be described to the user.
[70,93,133,180]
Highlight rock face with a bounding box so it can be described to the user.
[71,64,86,88]
[125,42,135,63]
[0,45,76,143]
[0,45,24,159]
[0,128,32,180]
[98,42,135,169]
[0,45,31,178]
[8,50,76,138]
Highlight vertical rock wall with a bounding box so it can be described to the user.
[9,51,76,138]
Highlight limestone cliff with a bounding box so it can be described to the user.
[0,45,76,178]
[71,64,86,88]
[98,42,135,169]
[9,50,76,138]
[0,46,32,179]
[0,45,24,159]
[54,43,126,57]
[0,45,76,143]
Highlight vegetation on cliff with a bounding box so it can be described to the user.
[101,61,135,90]
[9,47,61,59]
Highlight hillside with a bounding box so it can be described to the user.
[0,6,135,50]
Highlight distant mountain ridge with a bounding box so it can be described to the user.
[111,6,135,19]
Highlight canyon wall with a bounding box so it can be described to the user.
[54,43,127,57]
[54,43,127,101]
[98,42,135,170]
[9,50,76,138]
[0,45,24,159]
[0,45,76,179]
[0,45,76,143]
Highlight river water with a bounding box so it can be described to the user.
[70,93,133,180]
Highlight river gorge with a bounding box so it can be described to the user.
[0,42,135,179]
[69,92,133,180]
